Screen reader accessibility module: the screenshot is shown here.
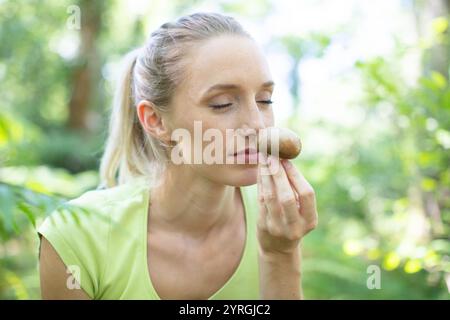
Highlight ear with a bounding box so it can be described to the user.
[136,100,171,143]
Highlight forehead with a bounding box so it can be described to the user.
[180,35,272,100]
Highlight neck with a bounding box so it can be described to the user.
[148,163,239,240]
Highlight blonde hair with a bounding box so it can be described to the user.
[99,12,251,188]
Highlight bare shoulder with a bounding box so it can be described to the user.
[39,236,91,300]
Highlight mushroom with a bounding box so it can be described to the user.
[258,127,302,159]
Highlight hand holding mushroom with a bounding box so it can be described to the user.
[255,127,317,256]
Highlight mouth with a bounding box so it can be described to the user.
[232,147,258,156]
[230,147,259,164]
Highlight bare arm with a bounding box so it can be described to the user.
[257,156,318,299]
[39,236,91,300]
[258,247,302,299]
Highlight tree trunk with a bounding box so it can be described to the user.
[67,0,103,131]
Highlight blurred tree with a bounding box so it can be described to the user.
[413,0,450,78]
[354,13,450,293]
[67,0,106,131]
[276,33,331,131]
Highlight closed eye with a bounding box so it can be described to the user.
[209,100,273,110]
[210,103,233,109]
[258,99,273,105]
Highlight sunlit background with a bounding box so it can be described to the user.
[0,0,449,299]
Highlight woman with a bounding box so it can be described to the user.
[38,12,318,300]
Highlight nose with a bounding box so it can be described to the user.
[240,103,266,136]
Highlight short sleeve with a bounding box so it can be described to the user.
[37,194,112,299]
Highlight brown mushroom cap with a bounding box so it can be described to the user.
[257,127,302,159]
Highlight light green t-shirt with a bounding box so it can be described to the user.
[37,176,260,299]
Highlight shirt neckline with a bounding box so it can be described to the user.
[139,180,250,300]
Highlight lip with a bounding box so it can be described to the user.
[233,147,258,156]
[230,147,259,164]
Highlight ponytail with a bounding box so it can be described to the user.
[99,49,143,188]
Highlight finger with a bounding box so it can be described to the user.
[268,156,300,224]
[257,161,263,202]
[259,153,283,233]
[281,159,317,225]
[257,162,268,229]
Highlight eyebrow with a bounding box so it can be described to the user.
[201,80,275,97]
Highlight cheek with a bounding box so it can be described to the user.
[263,109,275,127]
[169,119,230,164]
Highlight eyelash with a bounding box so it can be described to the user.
[210,100,273,110]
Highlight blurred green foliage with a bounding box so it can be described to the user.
[0,0,449,299]
[295,15,450,298]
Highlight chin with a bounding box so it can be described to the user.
[224,165,258,187]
